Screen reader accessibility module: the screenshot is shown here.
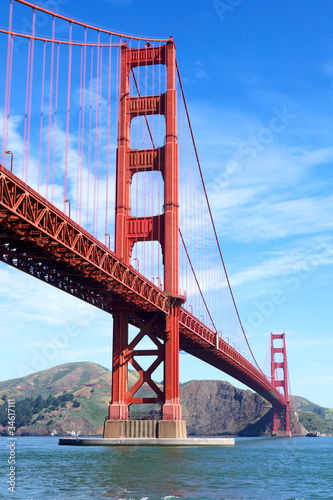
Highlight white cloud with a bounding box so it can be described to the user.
[0,265,100,330]
[0,108,117,243]
[230,237,333,287]
[195,61,210,80]
[185,100,333,244]
[217,194,333,243]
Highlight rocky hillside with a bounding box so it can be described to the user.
[181,380,305,436]
[291,395,333,435]
[0,362,319,437]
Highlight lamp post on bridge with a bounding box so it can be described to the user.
[64,200,71,219]
[4,151,13,173]
[153,276,163,289]
[133,258,139,271]
[104,233,111,248]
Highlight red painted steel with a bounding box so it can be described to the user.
[0,2,291,432]
[0,165,169,315]
[109,311,166,420]
[180,310,287,409]
[271,333,291,434]
[0,164,289,420]
[109,38,183,421]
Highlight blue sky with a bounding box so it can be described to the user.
[0,0,333,408]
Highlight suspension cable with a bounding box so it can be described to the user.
[179,228,218,333]
[129,65,217,330]
[261,337,271,372]
[176,59,262,372]
[13,0,169,42]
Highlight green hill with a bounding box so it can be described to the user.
[0,362,142,436]
[0,362,329,436]
[292,395,333,435]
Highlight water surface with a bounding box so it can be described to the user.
[0,436,332,499]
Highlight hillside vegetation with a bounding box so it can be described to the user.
[292,395,333,435]
[0,362,328,436]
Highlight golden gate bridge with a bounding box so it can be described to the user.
[0,0,291,438]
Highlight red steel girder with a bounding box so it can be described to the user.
[179,309,287,409]
[0,165,169,315]
[0,163,289,412]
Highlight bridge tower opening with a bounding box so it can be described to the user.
[104,39,187,439]
[270,332,291,437]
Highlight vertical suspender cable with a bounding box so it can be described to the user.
[4,34,14,166]
[93,32,100,236]
[105,34,112,247]
[97,44,103,238]
[2,0,13,164]
[151,42,154,280]
[79,28,87,227]
[51,42,60,204]
[25,8,36,184]
[134,40,139,265]
[158,50,161,283]
[87,46,93,230]
[64,22,72,213]
[46,16,55,199]
[141,41,144,274]
[22,34,32,179]
[114,41,120,249]
[38,41,46,192]
[76,43,84,224]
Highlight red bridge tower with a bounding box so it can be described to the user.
[104,39,186,439]
[271,332,291,436]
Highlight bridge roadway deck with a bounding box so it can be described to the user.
[0,165,286,410]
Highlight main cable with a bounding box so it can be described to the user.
[176,59,262,372]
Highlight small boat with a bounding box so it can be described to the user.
[306,431,321,437]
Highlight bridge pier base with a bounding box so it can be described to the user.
[272,430,292,437]
[104,419,186,439]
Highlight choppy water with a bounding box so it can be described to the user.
[0,436,332,499]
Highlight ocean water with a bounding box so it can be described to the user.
[0,436,332,500]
